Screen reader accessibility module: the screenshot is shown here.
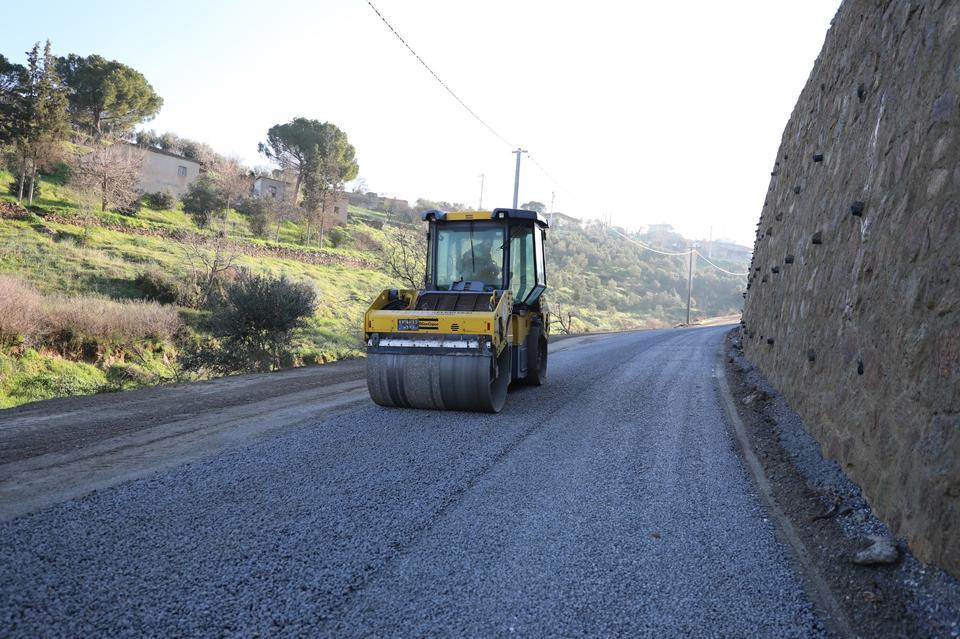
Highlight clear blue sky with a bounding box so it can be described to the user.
[4,0,841,245]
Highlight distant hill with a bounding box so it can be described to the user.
[548,222,748,331]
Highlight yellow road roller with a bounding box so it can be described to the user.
[364,208,549,412]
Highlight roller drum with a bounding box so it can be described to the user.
[366,345,511,413]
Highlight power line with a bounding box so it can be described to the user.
[527,154,580,203]
[363,1,749,278]
[611,228,693,257]
[612,229,750,277]
[364,1,591,211]
[694,250,750,276]
[365,1,516,148]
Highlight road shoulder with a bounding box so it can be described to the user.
[720,328,960,639]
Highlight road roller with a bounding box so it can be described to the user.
[364,207,549,412]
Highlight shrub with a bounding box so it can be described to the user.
[45,161,72,186]
[116,199,141,216]
[135,267,203,308]
[43,294,182,355]
[235,197,262,216]
[135,267,180,305]
[348,227,382,252]
[235,197,272,237]
[7,178,41,201]
[105,362,154,390]
[185,270,316,374]
[0,276,181,356]
[181,175,226,228]
[145,191,175,210]
[0,274,43,346]
[248,212,270,237]
[327,226,347,248]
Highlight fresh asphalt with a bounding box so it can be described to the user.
[0,327,827,637]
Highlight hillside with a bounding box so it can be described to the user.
[548,224,747,330]
[0,170,748,407]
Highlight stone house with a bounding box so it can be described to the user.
[252,176,349,226]
[548,212,582,229]
[324,192,349,226]
[706,241,752,262]
[647,223,675,234]
[347,191,412,218]
[252,176,289,202]
[135,145,202,198]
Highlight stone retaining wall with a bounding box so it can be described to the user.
[741,0,960,575]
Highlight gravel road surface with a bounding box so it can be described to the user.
[0,327,826,637]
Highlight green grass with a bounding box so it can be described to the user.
[0,213,392,330]
[0,349,107,409]
[137,205,193,228]
[0,346,180,409]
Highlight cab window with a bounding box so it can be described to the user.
[435,224,505,291]
[509,225,535,302]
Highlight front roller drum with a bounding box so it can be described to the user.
[367,345,512,413]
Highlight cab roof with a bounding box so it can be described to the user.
[421,208,549,228]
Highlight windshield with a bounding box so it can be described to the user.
[435,224,505,291]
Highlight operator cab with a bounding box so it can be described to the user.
[422,208,548,307]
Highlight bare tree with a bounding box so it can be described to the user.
[210,155,252,211]
[351,176,368,194]
[175,230,238,305]
[273,201,299,243]
[72,142,143,212]
[382,226,426,288]
[550,302,578,335]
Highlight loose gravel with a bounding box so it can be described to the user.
[0,327,826,637]
[729,331,960,638]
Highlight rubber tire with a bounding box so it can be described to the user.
[524,325,547,386]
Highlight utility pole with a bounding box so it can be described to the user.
[512,148,526,208]
[549,191,555,226]
[686,243,698,325]
[478,173,485,210]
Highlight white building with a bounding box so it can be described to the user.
[135,146,202,197]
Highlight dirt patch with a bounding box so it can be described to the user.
[0,359,366,465]
[0,332,599,467]
[724,329,960,639]
[0,201,28,219]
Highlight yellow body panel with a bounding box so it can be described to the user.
[441,210,495,221]
[364,289,514,353]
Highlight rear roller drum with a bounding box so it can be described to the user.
[367,344,512,413]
